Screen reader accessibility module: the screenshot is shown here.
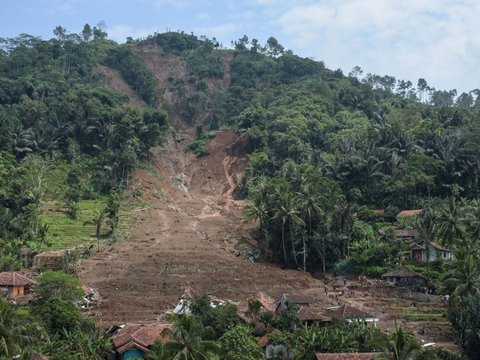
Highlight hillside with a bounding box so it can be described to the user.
[2,28,480,357]
[79,129,328,325]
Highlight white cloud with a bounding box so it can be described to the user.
[268,0,480,92]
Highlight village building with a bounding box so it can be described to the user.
[297,306,331,326]
[316,353,382,360]
[394,228,419,242]
[381,268,427,287]
[33,250,66,270]
[110,323,171,360]
[0,272,37,299]
[328,304,378,326]
[276,292,314,312]
[410,241,452,262]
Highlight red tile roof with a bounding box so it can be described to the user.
[112,323,171,354]
[0,272,37,286]
[316,353,381,360]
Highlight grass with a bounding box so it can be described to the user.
[39,199,131,250]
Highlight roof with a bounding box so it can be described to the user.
[112,323,171,353]
[278,292,314,305]
[0,272,37,286]
[381,268,425,279]
[430,242,450,252]
[298,306,331,322]
[397,209,422,217]
[329,304,374,319]
[316,353,381,360]
[394,229,419,238]
[34,250,65,258]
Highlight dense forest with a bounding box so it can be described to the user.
[1,24,480,358]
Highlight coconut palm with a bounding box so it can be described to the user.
[434,197,466,247]
[379,326,422,360]
[83,210,113,251]
[443,252,480,301]
[162,315,218,360]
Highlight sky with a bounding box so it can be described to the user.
[1,0,479,94]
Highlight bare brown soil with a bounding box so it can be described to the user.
[78,130,327,326]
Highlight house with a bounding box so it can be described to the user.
[316,353,382,360]
[0,272,37,299]
[394,228,419,241]
[381,268,427,287]
[33,250,66,270]
[297,306,331,326]
[328,304,378,326]
[276,292,314,312]
[410,241,452,262]
[111,323,171,360]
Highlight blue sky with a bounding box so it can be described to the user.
[1,0,479,94]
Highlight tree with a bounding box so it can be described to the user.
[162,315,219,360]
[83,210,113,251]
[434,197,466,247]
[379,326,423,360]
[448,294,480,360]
[443,252,480,300]
[35,270,83,303]
[0,299,42,358]
[218,325,263,360]
[81,24,92,42]
[416,208,435,278]
[265,36,284,57]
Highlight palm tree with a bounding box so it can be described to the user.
[162,315,219,360]
[297,184,324,271]
[0,299,40,358]
[380,326,422,360]
[272,186,304,267]
[443,252,480,301]
[434,197,466,247]
[83,210,112,251]
[416,208,435,279]
[245,193,270,254]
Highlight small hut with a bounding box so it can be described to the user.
[33,250,66,270]
[381,268,427,287]
[0,272,37,299]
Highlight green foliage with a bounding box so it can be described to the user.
[218,325,263,360]
[104,46,156,104]
[35,270,83,302]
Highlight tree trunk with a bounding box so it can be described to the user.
[281,224,287,265]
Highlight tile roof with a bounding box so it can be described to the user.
[112,323,171,353]
[0,272,37,286]
[430,242,450,252]
[381,268,425,279]
[278,292,314,305]
[298,306,331,322]
[394,229,419,238]
[329,304,374,319]
[316,353,381,360]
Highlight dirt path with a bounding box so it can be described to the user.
[79,130,326,326]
